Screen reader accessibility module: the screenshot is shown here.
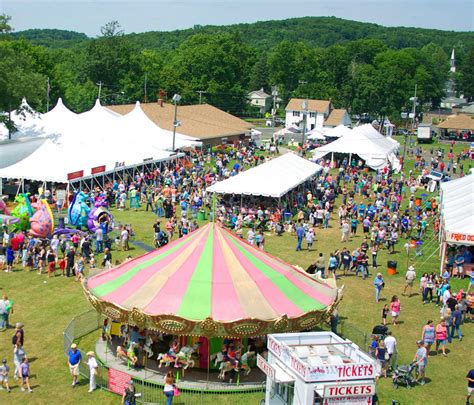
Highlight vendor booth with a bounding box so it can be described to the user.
[261,332,377,405]
[439,175,474,276]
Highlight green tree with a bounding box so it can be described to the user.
[248,53,269,92]
[458,44,474,100]
[0,14,12,35]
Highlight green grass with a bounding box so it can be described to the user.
[0,151,472,404]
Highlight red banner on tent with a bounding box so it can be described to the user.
[91,165,106,175]
[67,170,84,180]
[108,368,132,395]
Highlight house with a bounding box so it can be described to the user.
[108,101,253,148]
[285,98,351,131]
[248,88,272,114]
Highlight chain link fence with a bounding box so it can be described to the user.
[63,310,266,404]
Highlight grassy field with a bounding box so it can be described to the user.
[0,143,472,404]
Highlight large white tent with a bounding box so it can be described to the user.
[206,152,322,198]
[323,124,353,138]
[312,124,401,171]
[440,175,474,245]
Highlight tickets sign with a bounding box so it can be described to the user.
[323,382,376,398]
[257,354,275,380]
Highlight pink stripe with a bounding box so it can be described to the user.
[211,229,246,321]
[143,231,209,314]
[88,227,205,289]
[101,230,207,305]
[225,237,302,317]
[246,243,335,306]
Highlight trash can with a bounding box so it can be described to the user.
[387,260,397,275]
[284,211,292,223]
[197,210,206,221]
[415,197,421,207]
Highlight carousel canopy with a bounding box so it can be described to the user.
[85,223,339,338]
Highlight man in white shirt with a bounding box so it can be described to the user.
[384,331,397,370]
[403,265,417,297]
[247,228,256,245]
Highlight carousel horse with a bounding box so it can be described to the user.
[116,344,138,366]
[144,335,154,358]
[210,351,226,368]
[68,191,90,229]
[29,199,54,238]
[88,196,114,233]
[0,198,10,215]
[158,343,201,369]
[217,362,239,380]
[239,349,256,376]
[10,194,34,231]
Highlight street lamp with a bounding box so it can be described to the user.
[171,93,181,151]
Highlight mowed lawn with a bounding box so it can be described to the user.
[0,146,472,404]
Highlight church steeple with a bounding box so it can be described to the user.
[450,48,456,73]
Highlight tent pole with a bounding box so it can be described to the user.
[0,178,2,196]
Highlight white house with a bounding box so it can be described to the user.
[285,98,351,131]
[248,88,272,114]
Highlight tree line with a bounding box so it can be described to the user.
[1,14,473,131]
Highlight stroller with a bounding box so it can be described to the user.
[154,231,169,248]
[392,363,417,389]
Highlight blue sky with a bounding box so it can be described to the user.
[1,0,473,36]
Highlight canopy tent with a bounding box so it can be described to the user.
[437,114,474,131]
[323,124,352,138]
[273,126,300,137]
[0,98,44,141]
[206,152,323,198]
[306,127,326,141]
[84,223,340,338]
[0,137,47,169]
[312,124,401,171]
[440,175,474,245]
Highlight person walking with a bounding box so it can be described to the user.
[163,370,176,405]
[68,343,82,387]
[13,337,25,381]
[467,368,474,405]
[296,223,304,251]
[435,319,448,357]
[390,295,401,326]
[315,253,325,279]
[374,273,385,303]
[0,359,11,392]
[121,380,136,405]
[86,351,98,393]
[375,340,387,378]
[19,357,32,393]
[384,331,397,371]
[450,304,463,341]
[413,340,427,385]
[421,320,435,356]
[340,220,350,242]
[66,247,75,278]
[402,265,417,297]
[0,294,13,330]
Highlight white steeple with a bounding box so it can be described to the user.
[450,48,456,73]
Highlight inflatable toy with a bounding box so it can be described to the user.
[11,194,34,231]
[29,199,54,238]
[68,191,90,229]
[0,214,20,226]
[0,198,10,215]
[88,197,113,233]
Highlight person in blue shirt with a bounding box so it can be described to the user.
[374,273,385,302]
[68,344,82,387]
[296,224,305,251]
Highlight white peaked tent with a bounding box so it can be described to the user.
[206,152,323,198]
[306,127,326,140]
[312,124,401,171]
[323,124,353,138]
[440,175,474,245]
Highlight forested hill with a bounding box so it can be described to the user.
[13,17,473,51]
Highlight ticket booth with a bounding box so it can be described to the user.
[259,332,378,405]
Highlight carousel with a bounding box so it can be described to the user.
[83,223,342,390]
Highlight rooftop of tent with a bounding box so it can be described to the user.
[437,114,474,131]
[107,101,253,140]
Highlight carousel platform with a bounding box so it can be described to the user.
[95,338,266,392]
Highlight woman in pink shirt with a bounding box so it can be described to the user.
[435,319,448,356]
[390,295,401,325]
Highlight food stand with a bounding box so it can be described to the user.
[260,332,377,405]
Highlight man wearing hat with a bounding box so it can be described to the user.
[68,343,82,387]
[413,340,427,385]
[86,351,98,393]
[403,265,417,297]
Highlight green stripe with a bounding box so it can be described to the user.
[177,230,214,319]
[91,230,202,297]
[225,234,325,311]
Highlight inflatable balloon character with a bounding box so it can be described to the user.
[68,191,90,229]
[11,194,34,231]
[88,196,113,233]
[29,199,54,238]
[0,198,10,215]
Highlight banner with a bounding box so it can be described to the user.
[67,170,84,181]
[91,165,106,175]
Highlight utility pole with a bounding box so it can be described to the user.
[96,81,103,99]
[271,86,279,127]
[46,77,51,112]
[144,73,148,103]
[409,84,418,151]
[196,90,207,104]
[299,80,308,152]
[171,94,182,151]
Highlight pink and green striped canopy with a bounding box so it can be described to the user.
[85,223,339,337]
